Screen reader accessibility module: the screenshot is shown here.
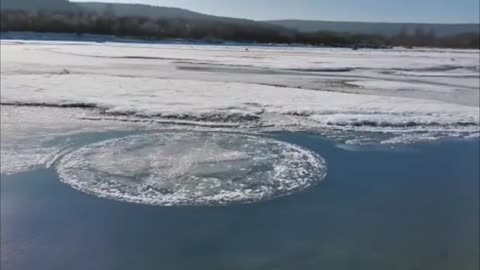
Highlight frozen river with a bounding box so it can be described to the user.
[1,40,479,176]
[1,40,479,269]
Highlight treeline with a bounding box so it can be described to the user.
[1,10,478,49]
[391,26,479,48]
[1,10,299,43]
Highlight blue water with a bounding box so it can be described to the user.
[1,133,479,270]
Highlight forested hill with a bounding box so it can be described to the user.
[0,0,83,12]
[77,2,213,20]
[76,2,277,26]
[266,20,479,38]
[1,0,253,24]
[1,0,281,29]
[2,0,478,38]
[1,0,479,48]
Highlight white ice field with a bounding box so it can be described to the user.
[1,40,479,205]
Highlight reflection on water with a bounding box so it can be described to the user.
[1,132,479,270]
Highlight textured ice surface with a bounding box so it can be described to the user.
[0,106,145,175]
[2,74,478,140]
[1,40,479,177]
[56,132,327,206]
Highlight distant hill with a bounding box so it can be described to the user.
[1,1,299,45]
[0,0,234,22]
[76,2,271,27]
[76,2,212,20]
[267,20,480,37]
[0,0,272,26]
[0,0,83,12]
[1,0,478,48]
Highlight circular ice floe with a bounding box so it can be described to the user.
[56,132,327,206]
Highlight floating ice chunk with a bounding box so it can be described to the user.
[56,132,327,206]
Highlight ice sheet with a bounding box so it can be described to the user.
[1,40,479,175]
[3,40,478,208]
[2,73,478,136]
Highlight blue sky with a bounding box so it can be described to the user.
[73,0,480,23]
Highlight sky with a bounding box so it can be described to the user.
[72,0,480,23]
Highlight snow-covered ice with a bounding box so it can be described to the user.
[2,40,478,135]
[2,73,478,134]
[1,40,479,204]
